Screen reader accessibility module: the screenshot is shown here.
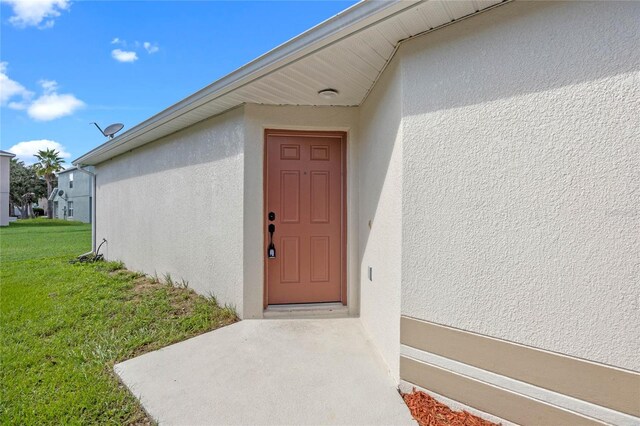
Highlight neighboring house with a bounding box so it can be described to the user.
[74,2,639,424]
[52,167,93,223]
[37,197,49,216]
[0,150,16,226]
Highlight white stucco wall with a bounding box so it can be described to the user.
[0,155,12,227]
[94,103,360,320]
[95,107,246,315]
[358,58,403,381]
[242,104,359,318]
[400,1,640,371]
[88,0,638,382]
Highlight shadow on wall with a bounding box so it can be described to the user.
[357,61,402,265]
[355,53,404,381]
[95,107,244,185]
[401,0,639,117]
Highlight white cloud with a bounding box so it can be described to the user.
[1,0,70,29]
[143,42,159,54]
[28,92,84,121]
[8,100,29,110]
[39,79,58,94]
[110,38,159,60]
[0,62,33,106]
[0,64,84,120]
[111,48,138,63]
[8,139,71,165]
[24,79,84,121]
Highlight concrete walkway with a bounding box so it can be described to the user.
[115,318,415,425]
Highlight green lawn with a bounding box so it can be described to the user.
[0,219,237,424]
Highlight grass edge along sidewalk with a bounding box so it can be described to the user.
[1,219,237,424]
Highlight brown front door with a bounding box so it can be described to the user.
[265,130,346,305]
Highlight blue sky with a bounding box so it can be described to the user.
[0,0,357,165]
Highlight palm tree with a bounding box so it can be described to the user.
[34,148,64,219]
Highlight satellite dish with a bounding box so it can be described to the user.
[103,123,124,138]
[91,122,124,139]
[58,190,65,196]
[48,188,60,201]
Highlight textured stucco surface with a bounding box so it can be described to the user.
[91,0,639,384]
[96,107,246,315]
[243,104,360,318]
[400,1,640,371]
[95,104,360,320]
[0,155,11,226]
[358,58,403,381]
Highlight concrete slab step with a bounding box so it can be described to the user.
[263,303,349,319]
[114,318,415,425]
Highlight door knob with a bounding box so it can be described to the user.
[267,223,276,259]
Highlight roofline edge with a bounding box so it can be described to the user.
[73,0,420,166]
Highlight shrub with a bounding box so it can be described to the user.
[33,207,45,217]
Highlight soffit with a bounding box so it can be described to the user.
[75,0,504,166]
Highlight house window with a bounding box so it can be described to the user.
[68,201,74,218]
[69,173,74,189]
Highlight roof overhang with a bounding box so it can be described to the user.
[74,0,505,166]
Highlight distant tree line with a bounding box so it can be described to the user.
[9,148,63,219]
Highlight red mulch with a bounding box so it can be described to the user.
[402,389,499,426]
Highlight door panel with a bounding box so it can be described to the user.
[280,237,300,283]
[265,131,345,305]
[310,236,330,282]
[280,171,300,223]
[310,171,329,223]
